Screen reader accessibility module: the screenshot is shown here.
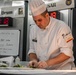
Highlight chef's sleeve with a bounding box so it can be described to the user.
[57,25,73,57]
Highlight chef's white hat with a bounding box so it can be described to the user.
[29,0,46,16]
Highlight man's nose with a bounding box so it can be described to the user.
[36,21,40,26]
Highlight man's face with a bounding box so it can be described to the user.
[33,13,49,29]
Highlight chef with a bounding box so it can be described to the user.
[28,0,74,70]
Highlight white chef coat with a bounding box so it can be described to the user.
[28,17,74,70]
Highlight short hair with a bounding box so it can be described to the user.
[41,9,48,17]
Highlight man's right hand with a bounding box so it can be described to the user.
[28,60,38,68]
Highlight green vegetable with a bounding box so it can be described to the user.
[13,64,22,67]
[29,66,37,68]
[0,65,7,67]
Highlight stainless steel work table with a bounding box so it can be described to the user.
[0,69,76,75]
[0,61,76,75]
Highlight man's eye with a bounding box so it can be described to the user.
[38,19,42,22]
[34,19,42,23]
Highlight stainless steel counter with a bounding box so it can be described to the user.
[0,61,76,75]
[0,69,76,75]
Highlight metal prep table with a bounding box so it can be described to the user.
[0,69,76,75]
[0,61,76,75]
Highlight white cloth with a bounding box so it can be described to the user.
[28,17,74,70]
[0,56,14,66]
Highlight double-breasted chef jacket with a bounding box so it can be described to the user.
[28,17,74,70]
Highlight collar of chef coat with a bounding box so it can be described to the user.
[39,17,52,31]
[45,18,52,30]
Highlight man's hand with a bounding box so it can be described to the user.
[38,61,48,69]
[28,60,38,68]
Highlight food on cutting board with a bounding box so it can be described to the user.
[0,63,8,67]
[13,64,23,67]
[29,66,37,68]
[0,64,8,67]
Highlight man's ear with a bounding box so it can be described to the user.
[45,13,49,17]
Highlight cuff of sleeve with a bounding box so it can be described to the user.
[28,49,36,55]
[60,48,73,57]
